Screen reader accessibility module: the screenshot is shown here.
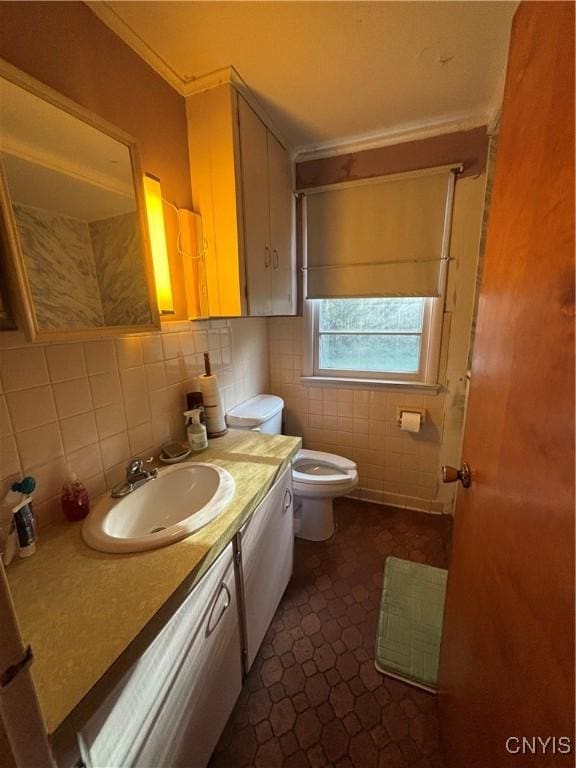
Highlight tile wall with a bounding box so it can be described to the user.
[0,318,268,528]
[269,317,445,513]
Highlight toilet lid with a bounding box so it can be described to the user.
[292,449,357,486]
[226,394,284,428]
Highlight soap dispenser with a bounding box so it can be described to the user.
[61,467,90,522]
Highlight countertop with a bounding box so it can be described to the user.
[6,429,301,735]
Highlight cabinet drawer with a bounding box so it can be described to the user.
[77,543,241,768]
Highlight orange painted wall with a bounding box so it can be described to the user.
[0,1,192,319]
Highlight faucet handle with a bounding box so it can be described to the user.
[126,456,153,476]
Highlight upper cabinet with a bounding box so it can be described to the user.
[0,62,161,342]
[186,83,296,318]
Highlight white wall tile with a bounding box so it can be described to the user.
[128,422,153,455]
[89,372,122,408]
[95,403,127,440]
[52,379,93,419]
[0,346,48,391]
[60,413,97,455]
[66,443,103,484]
[141,335,163,364]
[116,336,143,369]
[32,458,68,504]
[6,386,57,432]
[45,344,86,382]
[179,332,196,356]
[100,431,130,470]
[84,340,116,375]
[0,435,21,479]
[161,333,181,360]
[145,362,167,392]
[120,368,149,427]
[16,422,63,469]
[0,396,12,437]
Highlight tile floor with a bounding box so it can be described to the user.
[210,498,452,768]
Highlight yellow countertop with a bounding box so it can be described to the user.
[6,429,301,735]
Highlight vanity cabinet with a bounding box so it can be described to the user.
[186,82,295,318]
[57,465,295,768]
[240,465,294,668]
[76,543,241,768]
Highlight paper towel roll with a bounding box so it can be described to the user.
[400,411,421,433]
[199,374,227,437]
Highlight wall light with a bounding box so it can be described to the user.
[144,173,174,314]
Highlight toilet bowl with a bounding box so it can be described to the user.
[292,449,358,541]
[226,396,358,542]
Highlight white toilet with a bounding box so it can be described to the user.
[226,395,358,541]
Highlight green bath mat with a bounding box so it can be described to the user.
[375,557,448,693]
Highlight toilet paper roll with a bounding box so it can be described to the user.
[199,374,227,437]
[400,411,421,433]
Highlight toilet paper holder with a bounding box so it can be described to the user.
[396,407,426,427]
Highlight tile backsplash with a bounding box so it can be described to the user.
[0,318,268,528]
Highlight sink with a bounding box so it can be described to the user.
[82,463,235,554]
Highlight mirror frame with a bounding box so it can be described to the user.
[0,58,161,342]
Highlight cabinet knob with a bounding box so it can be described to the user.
[273,249,279,270]
[283,488,293,511]
[264,246,271,269]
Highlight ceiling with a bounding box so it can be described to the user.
[89,1,517,155]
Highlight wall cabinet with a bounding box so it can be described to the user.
[186,83,295,318]
[240,465,294,668]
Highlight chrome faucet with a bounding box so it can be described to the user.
[111,457,159,498]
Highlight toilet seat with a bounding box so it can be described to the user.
[292,449,358,541]
[292,449,358,490]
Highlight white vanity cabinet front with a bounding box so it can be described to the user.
[240,465,294,669]
[76,543,241,768]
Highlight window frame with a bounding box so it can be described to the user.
[303,291,445,388]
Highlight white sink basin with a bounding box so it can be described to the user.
[82,463,235,554]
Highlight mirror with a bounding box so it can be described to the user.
[0,62,160,341]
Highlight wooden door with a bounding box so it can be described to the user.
[438,3,575,767]
[238,96,272,316]
[268,132,296,314]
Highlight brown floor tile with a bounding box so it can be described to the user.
[209,498,451,767]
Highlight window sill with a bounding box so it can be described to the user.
[300,376,442,393]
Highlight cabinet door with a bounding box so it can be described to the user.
[268,132,295,315]
[241,466,294,668]
[238,96,272,316]
[77,544,241,768]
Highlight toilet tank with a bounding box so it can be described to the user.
[226,395,284,434]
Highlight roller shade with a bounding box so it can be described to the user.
[304,166,457,299]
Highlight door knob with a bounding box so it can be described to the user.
[442,462,471,488]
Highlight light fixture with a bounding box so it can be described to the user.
[144,173,174,314]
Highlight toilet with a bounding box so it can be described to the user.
[226,395,358,541]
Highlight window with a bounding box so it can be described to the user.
[306,297,442,385]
